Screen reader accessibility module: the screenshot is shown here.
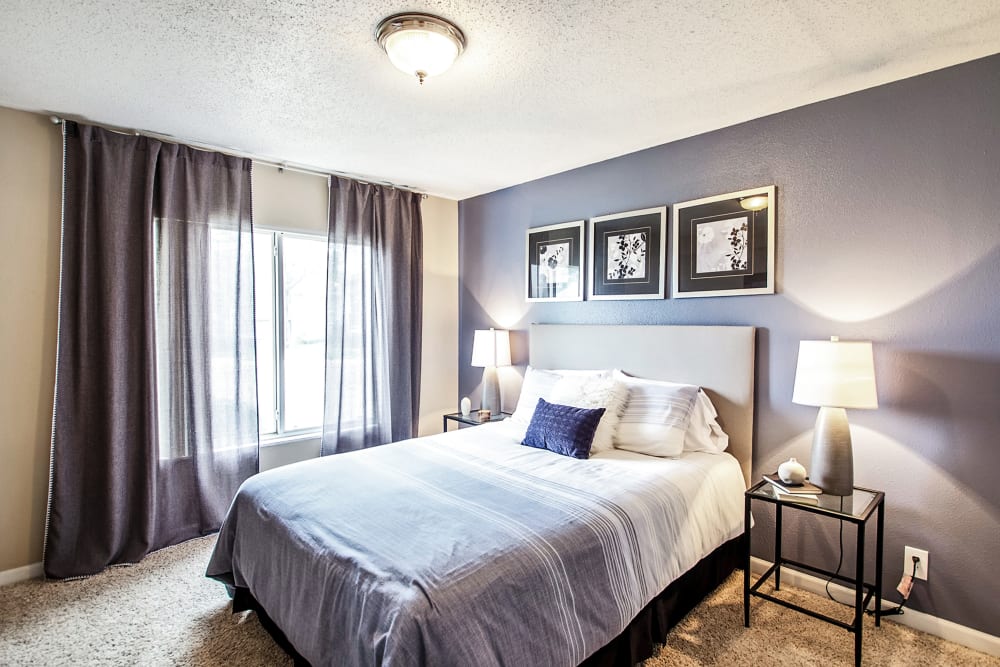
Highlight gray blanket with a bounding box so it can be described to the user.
[207,424,741,666]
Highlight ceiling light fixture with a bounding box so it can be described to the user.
[376,13,466,85]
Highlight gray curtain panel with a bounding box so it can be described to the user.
[321,176,423,455]
[44,122,258,579]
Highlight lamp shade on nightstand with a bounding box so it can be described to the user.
[793,340,878,409]
[793,338,877,496]
[471,328,511,415]
[471,329,511,368]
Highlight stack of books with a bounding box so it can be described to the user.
[762,473,822,504]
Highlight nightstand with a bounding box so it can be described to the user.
[442,411,511,432]
[744,480,885,667]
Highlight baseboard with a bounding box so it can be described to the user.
[750,557,1000,658]
[0,561,43,587]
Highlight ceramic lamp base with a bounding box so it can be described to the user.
[810,406,854,496]
[481,365,501,415]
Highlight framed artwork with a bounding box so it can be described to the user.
[525,220,584,301]
[671,185,775,298]
[588,206,667,300]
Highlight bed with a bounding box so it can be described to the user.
[207,324,756,666]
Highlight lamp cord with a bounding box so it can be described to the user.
[825,522,845,603]
[876,558,917,617]
[824,523,915,616]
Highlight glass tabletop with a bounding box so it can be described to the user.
[444,411,511,426]
[747,479,882,521]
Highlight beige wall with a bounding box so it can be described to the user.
[252,163,329,235]
[0,107,458,574]
[417,196,459,436]
[0,108,62,573]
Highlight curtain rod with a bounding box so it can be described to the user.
[48,114,428,198]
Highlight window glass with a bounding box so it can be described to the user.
[280,235,327,432]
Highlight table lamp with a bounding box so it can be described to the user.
[471,328,511,415]
[792,337,878,496]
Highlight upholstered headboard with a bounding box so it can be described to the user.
[528,324,756,486]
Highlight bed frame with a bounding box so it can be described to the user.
[244,324,757,666]
[531,323,756,665]
[529,323,756,485]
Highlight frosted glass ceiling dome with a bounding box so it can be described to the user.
[376,13,466,85]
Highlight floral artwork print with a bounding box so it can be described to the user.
[537,241,570,296]
[695,217,749,274]
[726,222,748,270]
[606,232,647,280]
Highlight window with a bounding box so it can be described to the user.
[254,230,327,438]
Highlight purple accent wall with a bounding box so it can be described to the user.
[458,54,1000,635]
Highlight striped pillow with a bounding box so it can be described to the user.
[614,371,699,457]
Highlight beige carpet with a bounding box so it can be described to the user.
[0,536,995,666]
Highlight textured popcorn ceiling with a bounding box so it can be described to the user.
[1,1,998,199]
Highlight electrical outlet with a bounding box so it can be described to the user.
[904,546,929,580]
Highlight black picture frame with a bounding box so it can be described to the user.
[588,207,667,300]
[525,220,584,301]
[672,186,775,298]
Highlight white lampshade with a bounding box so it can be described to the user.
[471,329,511,368]
[376,13,466,84]
[792,338,878,409]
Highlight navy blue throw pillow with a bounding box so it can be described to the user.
[522,398,606,459]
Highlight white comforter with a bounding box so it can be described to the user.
[207,420,746,666]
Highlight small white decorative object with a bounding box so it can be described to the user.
[778,457,808,485]
[460,397,471,416]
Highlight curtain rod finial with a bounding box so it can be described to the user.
[50,115,61,125]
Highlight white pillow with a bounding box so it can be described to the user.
[684,389,730,454]
[613,370,700,457]
[510,367,611,427]
[548,375,628,455]
[511,367,562,427]
[549,369,613,377]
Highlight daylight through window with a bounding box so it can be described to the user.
[254,230,327,437]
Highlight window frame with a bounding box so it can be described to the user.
[255,227,327,442]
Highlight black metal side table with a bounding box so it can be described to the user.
[744,481,885,667]
[442,411,511,432]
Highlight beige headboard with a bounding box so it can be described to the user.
[528,324,756,486]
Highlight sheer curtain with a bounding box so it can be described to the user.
[321,177,422,455]
[44,122,258,579]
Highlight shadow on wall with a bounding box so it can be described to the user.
[853,425,999,627]
[880,349,1000,517]
[852,242,1000,521]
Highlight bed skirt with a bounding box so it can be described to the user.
[230,533,745,667]
[581,533,744,666]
